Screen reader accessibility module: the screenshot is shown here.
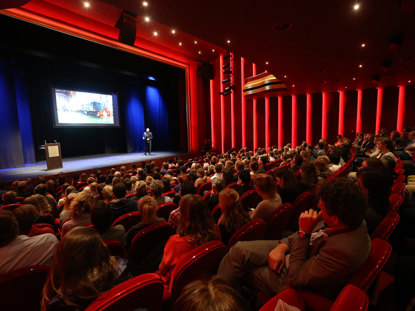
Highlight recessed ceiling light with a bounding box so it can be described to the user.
[178,42,182,46]
[284,75,287,78]
[153,31,158,37]
[409,80,412,83]
[212,49,215,52]
[144,16,150,22]
[198,51,202,54]
[361,43,366,48]
[359,64,363,68]
[171,29,176,34]
[265,61,269,65]
[142,1,148,7]
[83,1,90,8]
[194,40,198,44]
[353,3,360,10]
[345,86,348,89]
[292,84,295,87]
[227,40,231,44]
[353,77,356,80]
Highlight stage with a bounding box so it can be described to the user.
[0,151,186,182]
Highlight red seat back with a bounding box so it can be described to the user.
[157,202,177,221]
[240,190,262,211]
[202,190,212,201]
[370,212,400,241]
[330,284,369,311]
[197,181,212,196]
[391,182,405,195]
[348,238,392,292]
[287,192,316,232]
[0,203,22,211]
[388,193,404,212]
[129,222,174,275]
[29,223,56,237]
[225,182,239,189]
[162,190,176,198]
[85,273,163,311]
[104,240,127,258]
[265,203,294,240]
[112,211,142,232]
[394,174,406,184]
[0,265,50,311]
[227,218,267,248]
[211,204,222,223]
[168,240,226,302]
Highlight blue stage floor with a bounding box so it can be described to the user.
[0,151,182,182]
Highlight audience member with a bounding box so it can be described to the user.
[91,201,125,245]
[250,174,281,220]
[150,180,172,205]
[274,168,300,204]
[61,191,95,236]
[110,182,138,221]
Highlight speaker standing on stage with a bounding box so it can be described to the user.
[143,128,153,155]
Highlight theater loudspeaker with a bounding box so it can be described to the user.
[199,62,214,80]
[115,11,137,46]
[0,0,31,9]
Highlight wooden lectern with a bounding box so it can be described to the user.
[45,143,62,170]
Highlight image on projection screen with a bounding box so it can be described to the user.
[54,88,117,125]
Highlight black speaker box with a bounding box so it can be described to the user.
[116,11,137,46]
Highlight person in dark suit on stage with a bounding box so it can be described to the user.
[143,128,153,155]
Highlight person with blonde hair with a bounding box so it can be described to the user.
[41,227,128,310]
[61,191,95,236]
[218,188,250,245]
[194,167,210,189]
[314,155,332,180]
[24,194,58,231]
[250,174,281,220]
[101,185,113,202]
[125,195,165,249]
[150,180,172,205]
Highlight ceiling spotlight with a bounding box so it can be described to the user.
[212,49,215,52]
[178,42,182,46]
[409,80,412,83]
[227,40,231,44]
[83,1,90,8]
[353,3,360,10]
[353,77,356,80]
[153,31,158,37]
[265,61,269,65]
[359,64,363,68]
[361,43,366,47]
[171,29,176,34]
[292,84,295,87]
[194,40,198,44]
[284,75,287,78]
[144,16,150,22]
[142,1,148,7]
[345,86,348,89]
[198,51,202,54]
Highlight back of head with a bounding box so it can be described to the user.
[180,180,196,196]
[13,204,40,235]
[222,168,234,186]
[274,168,298,189]
[91,202,113,233]
[215,163,223,174]
[112,182,126,199]
[357,167,390,214]
[70,191,95,217]
[34,183,47,195]
[254,174,277,196]
[317,178,367,229]
[23,194,51,214]
[2,191,16,205]
[237,169,251,186]
[173,276,250,311]
[0,210,18,247]
[150,180,164,198]
[138,195,158,223]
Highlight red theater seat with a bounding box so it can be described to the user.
[157,202,177,221]
[286,191,316,232]
[104,240,128,258]
[265,203,294,240]
[211,204,222,223]
[0,203,22,211]
[197,181,212,196]
[112,211,141,232]
[85,273,163,311]
[240,189,262,211]
[227,218,267,249]
[0,265,50,311]
[371,211,400,241]
[225,182,239,189]
[389,193,404,212]
[29,223,56,237]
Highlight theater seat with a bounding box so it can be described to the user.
[0,265,50,311]
[240,189,262,211]
[29,223,56,237]
[227,218,267,249]
[388,193,404,212]
[197,181,212,196]
[286,191,316,232]
[225,182,239,189]
[211,204,222,223]
[165,240,227,303]
[0,203,22,211]
[112,211,142,232]
[371,211,400,241]
[85,273,163,311]
[157,202,177,221]
[104,240,127,258]
[264,203,294,240]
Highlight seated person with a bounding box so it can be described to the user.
[61,191,95,236]
[0,210,58,273]
[218,188,250,246]
[298,161,318,193]
[13,204,46,236]
[23,194,59,232]
[91,201,125,245]
[218,178,371,299]
[41,227,130,310]
[250,174,281,220]
[205,177,225,211]
[110,182,138,221]
[132,181,147,201]
[235,169,253,197]
[1,191,17,206]
[194,168,211,190]
[150,180,172,205]
[274,168,300,204]
[59,192,77,223]
[314,155,333,180]
[159,195,218,288]
[125,195,165,249]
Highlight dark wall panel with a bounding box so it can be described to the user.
[381,86,399,132]
[257,98,265,149]
[344,90,357,139]
[326,92,339,143]
[311,93,322,145]
[361,88,377,135]
[297,94,307,145]
[282,96,292,146]
[404,85,415,129]
[269,97,278,148]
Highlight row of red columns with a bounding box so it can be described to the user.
[210,56,407,153]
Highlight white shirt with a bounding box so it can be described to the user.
[0,234,59,274]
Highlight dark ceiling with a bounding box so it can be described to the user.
[1,0,415,95]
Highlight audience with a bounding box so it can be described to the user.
[274,168,300,204]
[150,179,172,205]
[110,182,138,222]
[250,174,282,220]
[91,201,125,245]
[61,191,94,236]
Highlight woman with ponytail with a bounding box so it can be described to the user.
[125,195,165,249]
[218,188,251,245]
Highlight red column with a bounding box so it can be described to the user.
[220,54,225,153]
[209,79,216,150]
[278,96,283,148]
[375,87,383,135]
[252,63,257,151]
[265,96,270,151]
[397,85,406,132]
[188,63,199,151]
[306,93,312,145]
[231,53,235,148]
[322,92,328,140]
[241,57,246,148]
[356,89,363,133]
[291,95,297,147]
[338,91,345,136]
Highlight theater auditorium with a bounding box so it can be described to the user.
[0,1,415,310]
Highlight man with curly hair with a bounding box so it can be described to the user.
[218,178,371,300]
